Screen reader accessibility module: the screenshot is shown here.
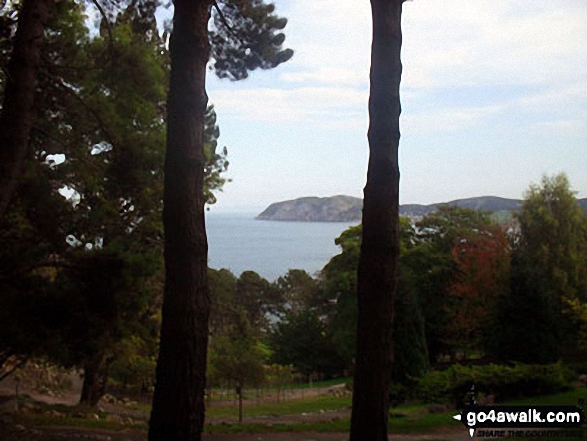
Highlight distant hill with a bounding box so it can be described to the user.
[257,195,587,222]
[400,196,523,218]
[256,195,362,222]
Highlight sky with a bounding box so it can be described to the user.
[203,0,587,213]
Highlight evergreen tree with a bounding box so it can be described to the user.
[0,0,230,403]
[320,219,429,384]
[351,1,406,439]
[269,309,345,380]
[0,0,55,218]
[149,2,292,438]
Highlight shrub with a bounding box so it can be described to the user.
[416,363,573,406]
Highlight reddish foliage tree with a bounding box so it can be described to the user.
[446,226,510,359]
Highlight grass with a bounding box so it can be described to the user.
[206,420,350,434]
[207,394,352,418]
[204,398,462,435]
[497,389,587,440]
[203,388,587,435]
[502,388,586,406]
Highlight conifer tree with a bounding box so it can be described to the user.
[351,1,406,440]
[0,0,55,218]
[0,0,230,404]
[148,2,291,440]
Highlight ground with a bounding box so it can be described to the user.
[0,373,469,441]
[0,423,470,441]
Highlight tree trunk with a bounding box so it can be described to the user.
[148,0,213,440]
[79,355,110,407]
[350,1,404,441]
[237,383,243,423]
[0,0,53,218]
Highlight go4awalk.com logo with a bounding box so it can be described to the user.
[453,405,586,438]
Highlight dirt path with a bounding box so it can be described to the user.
[202,429,471,441]
[0,424,470,441]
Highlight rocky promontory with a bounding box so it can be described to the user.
[256,195,361,222]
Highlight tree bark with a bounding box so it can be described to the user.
[0,0,53,218]
[79,357,110,407]
[237,383,243,423]
[148,0,213,440]
[350,1,404,441]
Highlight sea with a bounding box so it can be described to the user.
[205,212,358,281]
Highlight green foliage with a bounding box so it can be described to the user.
[393,262,429,382]
[413,206,513,363]
[264,364,297,390]
[319,219,430,381]
[108,336,157,393]
[320,225,361,370]
[275,269,323,313]
[235,270,283,332]
[50,249,160,367]
[269,310,344,379]
[0,0,229,390]
[210,0,294,81]
[208,309,266,390]
[208,268,239,334]
[416,363,573,406]
[496,174,587,363]
[401,241,455,363]
[416,205,493,253]
[203,105,230,205]
[209,268,284,336]
[495,251,562,364]
[516,174,587,305]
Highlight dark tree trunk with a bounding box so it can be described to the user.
[79,359,109,407]
[148,0,213,440]
[0,0,53,218]
[350,1,404,441]
[236,383,243,423]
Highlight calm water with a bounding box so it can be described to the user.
[205,212,357,281]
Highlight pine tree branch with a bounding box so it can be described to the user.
[213,0,235,36]
[55,78,117,147]
[91,0,115,59]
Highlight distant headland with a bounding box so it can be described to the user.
[256,195,587,222]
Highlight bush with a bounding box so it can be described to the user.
[416,363,573,406]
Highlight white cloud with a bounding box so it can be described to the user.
[402,104,504,133]
[280,67,366,86]
[532,119,586,135]
[212,0,586,131]
[401,0,587,88]
[517,82,587,108]
[212,86,368,127]
[278,0,371,88]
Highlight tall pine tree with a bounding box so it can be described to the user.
[148,1,291,440]
[351,1,406,440]
[0,0,55,218]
